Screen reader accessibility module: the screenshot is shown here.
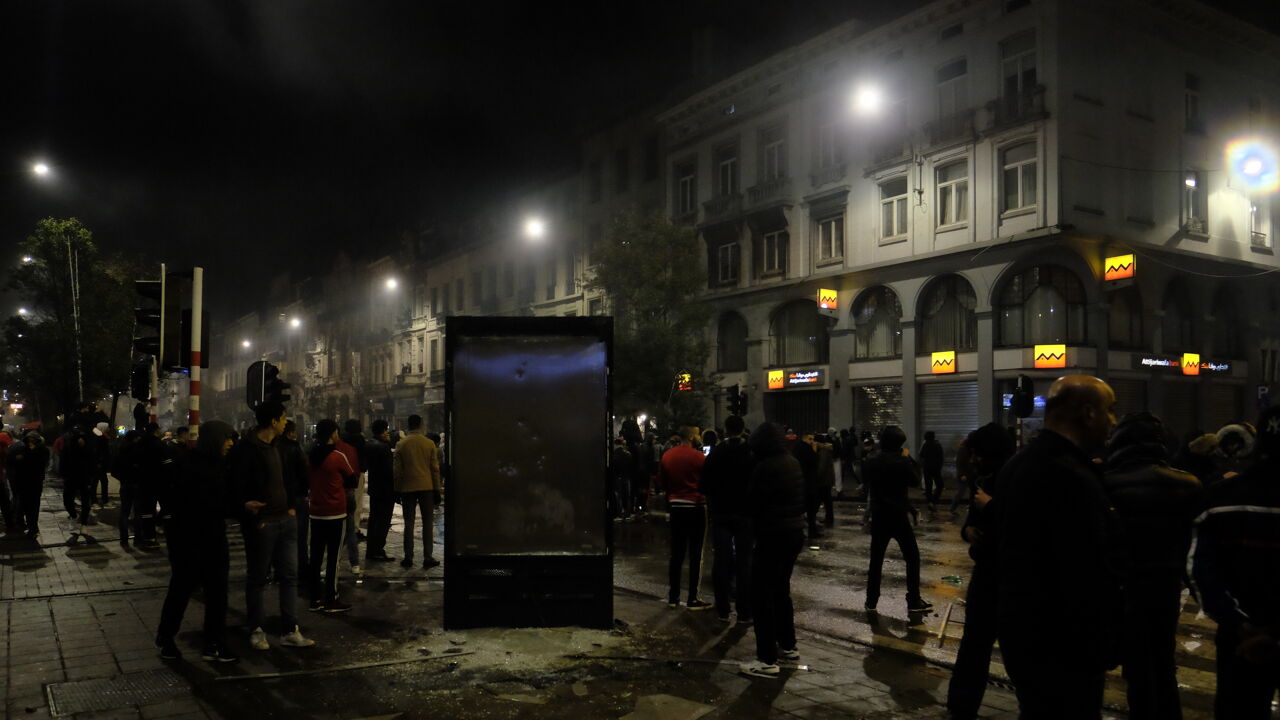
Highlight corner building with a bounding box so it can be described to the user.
[662,0,1280,461]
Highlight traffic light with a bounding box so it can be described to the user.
[247,360,291,410]
[129,359,151,401]
[265,363,291,405]
[726,384,740,416]
[1011,374,1035,418]
[738,389,748,416]
[132,278,164,357]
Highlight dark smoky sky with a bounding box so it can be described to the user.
[0,0,1273,316]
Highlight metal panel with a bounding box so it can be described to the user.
[852,384,902,436]
[48,670,187,716]
[1163,381,1200,439]
[919,381,979,462]
[1111,378,1147,421]
[763,389,830,433]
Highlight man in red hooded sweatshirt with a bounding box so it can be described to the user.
[659,425,711,610]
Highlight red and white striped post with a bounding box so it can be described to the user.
[188,266,203,441]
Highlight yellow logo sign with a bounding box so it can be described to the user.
[931,351,956,374]
[677,373,692,391]
[1104,254,1135,281]
[767,370,785,390]
[817,288,838,310]
[1181,353,1201,376]
[1033,344,1067,369]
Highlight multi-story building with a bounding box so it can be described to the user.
[660,0,1280,459]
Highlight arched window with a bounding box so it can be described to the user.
[852,287,902,359]
[1210,287,1240,358]
[1107,286,1143,350]
[771,300,829,366]
[919,275,977,352]
[1161,280,1196,354]
[717,312,748,371]
[997,265,1087,346]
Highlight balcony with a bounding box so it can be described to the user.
[746,176,792,209]
[810,163,846,188]
[868,136,910,168]
[702,193,742,224]
[987,85,1047,130]
[924,109,976,148]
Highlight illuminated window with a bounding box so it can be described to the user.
[852,286,902,359]
[998,266,1086,346]
[880,177,909,239]
[937,161,969,226]
[920,275,977,352]
[1183,170,1206,231]
[816,215,844,261]
[1001,142,1037,213]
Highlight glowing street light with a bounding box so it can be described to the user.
[523,217,547,242]
[851,84,884,116]
[31,162,50,177]
[385,277,398,290]
[21,256,33,264]
[1225,137,1279,194]
[241,340,252,349]
[17,307,29,316]
[289,317,301,329]
[1184,176,1198,188]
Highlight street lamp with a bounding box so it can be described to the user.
[385,277,398,291]
[31,162,50,177]
[241,340,252,349]
[1225,137,1278,194]
[851,84,884,117]
[21,256,32,264]
[523,217,547,243]
[17,307,29,316]
[289,317,301,329]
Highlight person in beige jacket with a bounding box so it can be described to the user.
[393,414,441,569]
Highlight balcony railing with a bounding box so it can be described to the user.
[810,163,846,188]
[1252,231,1270,249]
[988,85,1047,129]
[925,109,976,147]
[746,176,792,208]
[702,193,742,223]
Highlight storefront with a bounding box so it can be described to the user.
[851,383,902,437]
[763,367,830,432]
[918,380,978,457]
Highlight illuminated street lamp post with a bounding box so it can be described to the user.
[523,217,547,243]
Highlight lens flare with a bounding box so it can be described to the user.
[1225,138,1279,194]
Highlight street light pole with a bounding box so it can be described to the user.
[66,237,84,401]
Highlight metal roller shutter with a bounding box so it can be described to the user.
[763,390,830,434]
[919,381,979,462]
[852,384,902,437]
[1111,379,1147,421]
[1204,384,1244,433]
[1162,381,1200,439]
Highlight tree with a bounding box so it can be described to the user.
[2,218,137,423]
[586,211,715,429]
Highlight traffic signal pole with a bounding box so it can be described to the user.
[149,263,165,424]
[188,267,203,440]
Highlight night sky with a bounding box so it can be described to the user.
[1,0,1273,316]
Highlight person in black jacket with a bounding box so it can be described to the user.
[739,422,806,679]
[702,415,754,624]
[364,420,396,562]
[61,423,96,538]
[791,433,821,540]
[863,426,931,614]
[1189,404,1280,719]
[134,423,175,548]
[279,421,310,582]
[919,430,944,509]
[8,432,51,538]
[112,431,144,547]
[995,375,1121,719]
[1102,412,1202,720]
[155,420,239,663]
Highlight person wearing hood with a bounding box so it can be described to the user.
[1101,413,1202,720]
[155,421,239,663]
[7,431,50,538]
[862,426,931,614]
[739,422,806,679]
[308,419,354,614]
[1211,422,1256,482]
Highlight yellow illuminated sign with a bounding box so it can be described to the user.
[1033,344,1067,369]
[767,370,785,390]
[1104,254,1135,281]
[677,373,692,391]
[818,288,838,311]
[1182,353,1201,376]
[931,351,956,374]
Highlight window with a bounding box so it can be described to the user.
[937,161,969,226]
[762,230,788,275]
[471,270,482,307]
[588,159,602,203]
[417,337,425,373]
[455,279,465,311]
[615,148,630,193]
[503,262,515,297]
[1253,203,1269,248]
[675,161,696,215]
[1001,142,1037,213]
[715,144,738,196]
[760,125,786,180]
[1183,171,1206,231]
[936,59,968,118]
[770,300,829,365]
[1162,280,1196,353]
[716,243,740,284]
[429,338,438,373]
[852,287,902,359]
[880,177,909,239]
[565,244,578,295]
[589,298,604,316]
[1184,73,1201,133]
[717,312,748,371]
[997,266,1087,346]
[816,215,844,261]
[1108,286,1143,350]
[919,276,977,352]
[816,123,841,169]
[1000,31,1037,105]
[430,287,439,317]
[940,23,963,40]
[545,257,557,301]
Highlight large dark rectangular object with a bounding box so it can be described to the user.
[444,316,613,629]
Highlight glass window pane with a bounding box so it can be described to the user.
[939,187,952,224]
[896,199,907,234]
[881,177,908,198]
[955,181,969,221]
[1003,168,1020,209]
[1005,143,1035,164]
[937,162,964,183]
[1023,163,1038,205]
[882,202,894,234]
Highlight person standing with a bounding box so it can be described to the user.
[792,434,821,540]
[862,426,931,614]
[61,423,96,539]
[994,375,1121,719]
[739,422,806,678]
[111,431,143,547]
[610,438,633,521]
[919,430,944,510]
[1101,412,1202,720]
[155,420,239,663]
[278,421,310,590]
[0,428,15,534]
[1190,404,1280,719]
[91,422,112,508]
[814,435,836,528]
[363,420,396,563]
[307,420,354,613]
[394,414,441,569]
[231,401,315,650]
[134,423,174,548]
[7,431,50,538]
[701,415,754,624]
[658,426,711,610]
[338,420,366,575]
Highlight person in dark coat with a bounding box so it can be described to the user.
[610,437,634,520]
[946,423,1016,720]
[60,423,96,537]
[278,421,310,580]
[112,431,144,546]
[8,432,51,538]
[135,423,175,548]
[1190,404,1280,719]
[919,430,944,508]
[739,422,806,679]
[1102,412,1202,720]
[791,434,821,539]
[702,414,754,624]
[994,375,1122,719]
[155,420,239,662]
[863,426,930,613]
[363,420,396,562]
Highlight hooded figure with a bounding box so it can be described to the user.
[7,431,50,537]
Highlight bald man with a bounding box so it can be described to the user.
[993,375,1123,719]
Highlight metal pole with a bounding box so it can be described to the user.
[150,263,165,425]
[188,267,203,441]
[67,239,84,401]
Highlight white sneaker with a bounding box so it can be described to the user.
[279,626,316,648]
[779,647,800,662]
[249,627,269,651]
[739,661,780,678]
